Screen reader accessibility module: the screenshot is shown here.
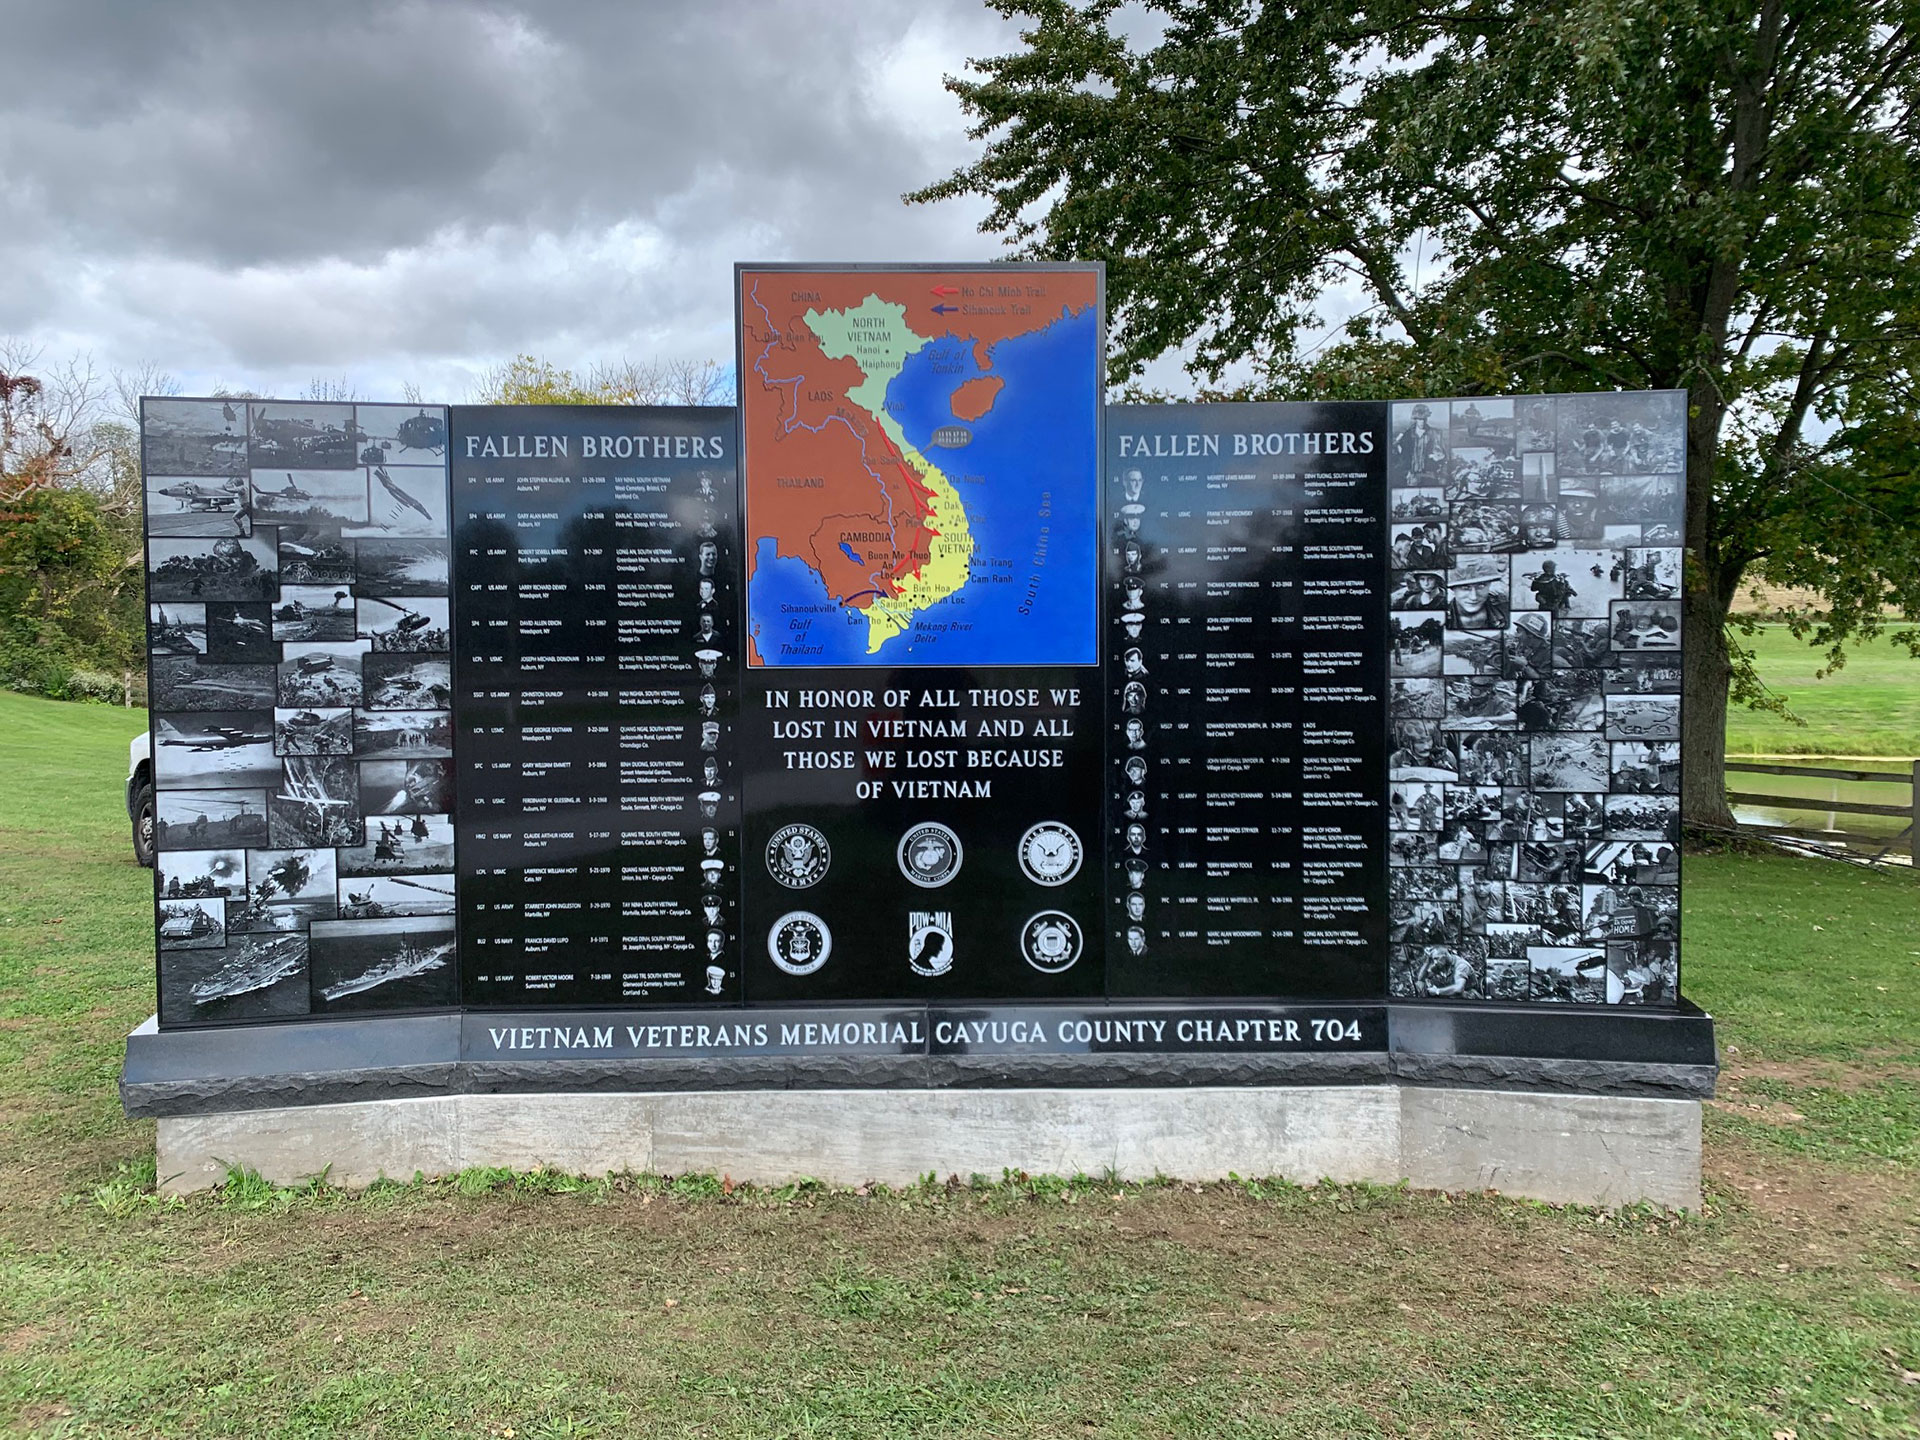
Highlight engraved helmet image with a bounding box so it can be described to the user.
[704,964,725,995]
[1122,681,1146,714]
[768,911,831,976]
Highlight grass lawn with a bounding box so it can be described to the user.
[2,689,1918,1437]
[1728,625,1920,758]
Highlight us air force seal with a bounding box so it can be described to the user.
[897,821,962,888]
[1021,911,1083,974]
[907,910,955,977]
[766,822,830,889]
[1017,821,1082,886]
[767,911,831,976]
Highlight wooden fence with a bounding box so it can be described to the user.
[1725,759,1918,858]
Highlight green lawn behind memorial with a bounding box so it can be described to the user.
[2,686,1918,1437]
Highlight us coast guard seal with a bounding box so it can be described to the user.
[765,822,830,888]
[1017,821,1082,886]
[767,911,831,976]
[897,822,962,888]
[1021,911,1082,974]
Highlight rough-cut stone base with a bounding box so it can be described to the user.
[155,1085,1701,1208]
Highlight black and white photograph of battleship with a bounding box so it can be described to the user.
[158,932,310,1027]
[308,916,455,1012]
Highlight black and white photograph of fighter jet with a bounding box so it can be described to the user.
[251,469,368,525]
[142,398,247,475]
[152,711,278,788]
[150,658,275,712]
[204,602,276,662]
[145,473,251,536]
[345,465,448,538]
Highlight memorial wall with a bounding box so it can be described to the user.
[138,263,1686,1055]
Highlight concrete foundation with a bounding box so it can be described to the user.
[154,1084,1701,1208]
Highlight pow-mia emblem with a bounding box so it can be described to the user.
[766,822,830,889]
[1021,911,1083,974]
[908,910,955,977]
[897,821,962,888]
[1018,821,1082,886]
[767,911,831,976]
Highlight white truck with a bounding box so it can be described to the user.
[127,730,154,867]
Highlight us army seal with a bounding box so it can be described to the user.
[767,911,831,976]
[765,822,830,889]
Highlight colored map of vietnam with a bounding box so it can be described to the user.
[739,267,1103,668]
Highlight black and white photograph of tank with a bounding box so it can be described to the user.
[308,915,456,1012]
[251,469,369,527]
[144,472,251,537]
[354,537,450,596]
[356,596,449,651]
[346,465,449,537]
[249,403,359,469]
[151,711,278,788]
[361,654,451,710]
[276,525,355,585]
[277,642,365,707]
[157,895,225,950]
[156,847,245,901]
[150,658,276,712]
[337,813,455,875]
[141,398,247,475]
[351,709,452,759]
[268,755,363,848]
[147,533,279,602]
[154,789,269,849]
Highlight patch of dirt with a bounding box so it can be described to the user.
[1718,1054,1920,1091]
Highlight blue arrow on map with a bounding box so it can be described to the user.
[931,303,958,315]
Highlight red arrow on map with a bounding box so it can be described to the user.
[931,284,960,296]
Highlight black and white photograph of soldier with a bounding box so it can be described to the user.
[1389,401,1449,484]
[1451,396,1514,452]
[1389,486,1446,521]
[1444,783,1503,838]
[1389,867,1458,903]
[1611,741,1681,794]
[251,468,369,526]
[155,789,269,849]
[1390,896,1457,945]
[1390,831,1441,865]
[157,896,226,949]
[143,398,248,475]
[1449,732,1529,786]
[1390,942,1483,1000]
[1529,945,1608,1003]
[1583,883,1680,942]
[359,759,454,816]
[151,710,278,789]
[1389,613,1445,676]
[1484,956,1531,1002]
[1445,555,1509,629]
[276,525,355,587]
[1390,570,1447,610]
[1541,668,1605,731]
[146,472,251,537]
[157,932,309,1027]
[1459,867,1504,931]
[268,755,364,849]
[356,404,449,463]
[1443,677,1518,730]
[1389,677,1445,720]
[348,465,450,538]
[1437,820,1488,864]
[1600,475,1685,530]
[1605,793,1681,843]
[1562,791,1607,843]
[1551,617,1615,669]
[1517,839,1583,885]
[272,586,356,642]
[1505,612,1554,711]
[148,602,207,656]
[151,658,276,713]
[1518,398,1557,452]
[147,533,279,602]
[1390,522,1447,569]
[357,596,450,651]
[351,709,454,759]
[1608,937,1679,1005]
[1121,680,1146,714]
[156,848,245,901]
[361,654,452,710]
[1620,547,1681,599]
[250,403,358,468]
[198,603,273,664]
[355,537,451,596]
[1442,625,1503,676]
[1550,480,1604,540]
[1605,658,1682,695]
[1610,599,1681,652]
[338,873,457,920]
[1557,391,1685,475]
[278,641,366,707]
[1605,693,1681,741]
[1486,921,1547,958]
[1388,719,1458,780]
[338,813,456,876]
[1446,447,1519,503]
[1530,733,1611,791]
[1514,547,1621,619]
[273,705,353,756]
[1448,501,1522,553]
[1388,780,1444,832]
[1583,840,1681,887]
[1521,504,1557,548]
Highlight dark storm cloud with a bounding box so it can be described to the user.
[0,0,1017,386]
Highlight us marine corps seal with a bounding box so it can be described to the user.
[897,821,962,888]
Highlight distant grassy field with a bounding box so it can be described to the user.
[1728,625,1920,757]
[3,690,1919,1437]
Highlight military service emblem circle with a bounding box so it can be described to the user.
[1017,821,1082,885]
[767,911,831,976]
[765,822,830,888]
[897,821,963,888]
[1021,911,1083,974]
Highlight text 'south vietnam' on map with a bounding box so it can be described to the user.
[737,266,1102,667]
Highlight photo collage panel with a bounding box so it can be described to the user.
[143,398,456,1027]
[1386,391,1684,1007]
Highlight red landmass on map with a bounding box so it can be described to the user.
[738,268,1100,665]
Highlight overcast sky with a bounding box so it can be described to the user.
[0,0,1116,402]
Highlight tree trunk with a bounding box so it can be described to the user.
[1681,584,1737,829]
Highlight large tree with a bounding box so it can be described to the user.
[910,0,1920,826]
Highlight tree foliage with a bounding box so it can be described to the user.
[474,354,731,407]
[911,0,1920,824]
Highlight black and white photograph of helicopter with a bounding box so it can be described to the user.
[249,404,359,468]
[145,473,251,536]
[251,469,369,525]
[357,595,449,651]
[337,813,455,876]
[356,405,448,462]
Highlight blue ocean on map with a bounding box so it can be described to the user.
[749,304,1100,667]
